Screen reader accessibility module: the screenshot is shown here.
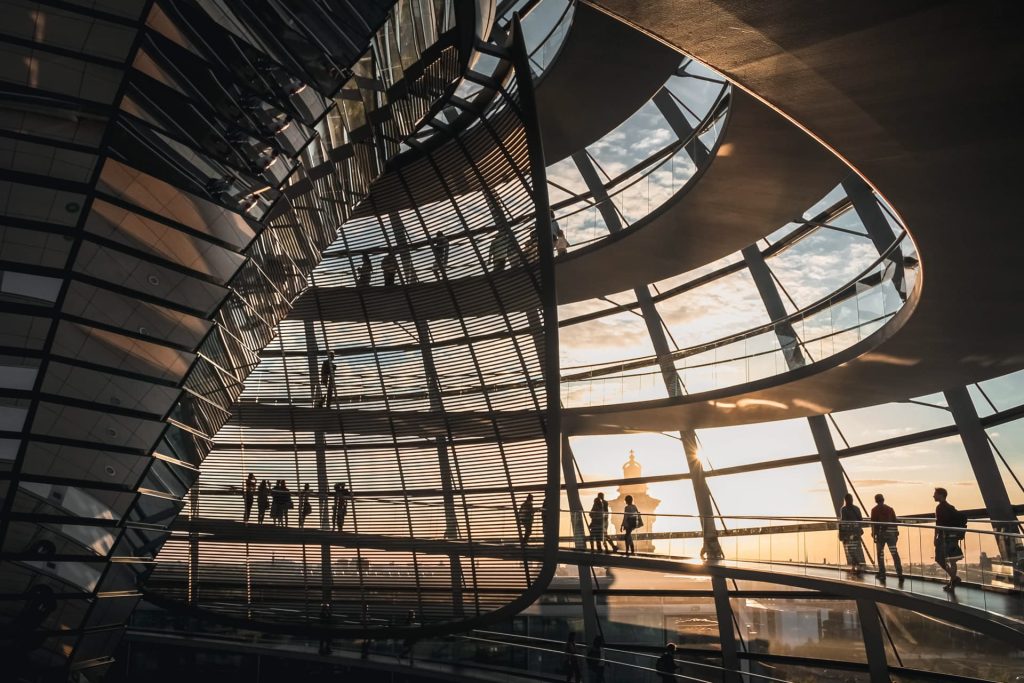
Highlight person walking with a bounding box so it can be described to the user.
[356,253,372,286]
[870,493,903,581]
[381,250,398,286]
[318,602,332,655]
[298,483,312,528]
[655,643,678,683]
[620,494,643,557]
[430,231,449,279]
[564,632,582,683]
[934,487,965,590]
[243,473,256,523]
[518,493,536,542]
[257,479,270,525]
[332,482,351,531]
[586,635,606,683]
[839,493,866,575]
[319,351,336,409]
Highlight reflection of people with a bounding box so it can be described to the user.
[319,351,336,408]
[586,635,606,683]
[620,494,642,556]
[431,231,449,279]
[655,643,677,683]
[489,231,514,271]
[839,493,866,575]
[870,493,903,581]
[243,473,256,523]
[564,632,582,683]
[519,493,536,542]
[934,487,965,591]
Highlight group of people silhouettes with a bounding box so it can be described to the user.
[345,218,573,288]
[243,473,352,531]
[839,487,968,590]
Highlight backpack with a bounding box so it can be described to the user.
[950,508,968,540]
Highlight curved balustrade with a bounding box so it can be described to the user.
[561,232,918,407]
[553,81,730,252]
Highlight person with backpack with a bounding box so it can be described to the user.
[518,493,536,542]
[934,487,966,590]
[655,642,677,682]
[620,494,643,557]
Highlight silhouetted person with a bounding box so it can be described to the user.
[281,480,293,527]
[934,487,964,590]
[257,479,270,525]
[586,635,606,683]
[519,493,536,542]
[319,350,336,409]
[489,231,513,272]
[621,494,642,556]
[332,482,351,531]
[318,603,332,655]
[524,233,539,264]
[655,643,678,683]
[839,493,866,575]
[356,253,372,286]
[381,250,398,286]
[554,229,569,256]
[431,231,449,279]
[399,609,418,662]
[270,480,284,526]
[298,483,312,527]
[589,493,613,553]
[870,493,903,581]
[243,473,256,523]
[564,632,581,682]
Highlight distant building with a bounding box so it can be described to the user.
[607,451,661,553]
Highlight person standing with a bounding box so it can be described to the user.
[318,602,332,655]
[564,632,582,683]
[554,230,569,256]
[870,493,903,581]
[257,479,270,525]
[332,482,351,531]
[356,253,372,286]
[620,494,642,557]
[839,493,866,575]
[934,487,965,590]
[270,480,284,526]
[518,493,536,542]
[281,480,294,527]
[431,231,449,279]
[243,473,256,523]
[298,483,312,528]
[586,635,606,683]
[319,351,337,409]
[589,493,610,552]
[655,643,678,683]
[381,250,398,286]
